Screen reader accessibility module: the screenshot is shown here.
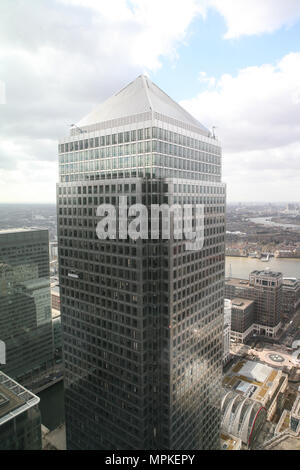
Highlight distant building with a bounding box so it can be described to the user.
[282,278,300,318]
[275,249,298,258]
[225,270,283,338]
[0,228,54,387]
[223,300,232,364]
[51,285,60,312]
[49,241,58,261]
[0,371,42,450]
[230,298,255,343]
[249,271,282,336]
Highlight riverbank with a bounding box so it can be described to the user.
[226,256,300,280]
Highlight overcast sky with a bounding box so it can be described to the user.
[0,0,300,203]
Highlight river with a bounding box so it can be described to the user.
[249,217,300,230]
[226,256,300,280]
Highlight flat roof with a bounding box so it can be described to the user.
[250,270,282,278]
[0,385,25,419]
[0,371,40,425]
[283,278,300,287]
[0,227,47,235]
[220,432,241,450]
[223,360,283,404]
[226,278,251,287]
[231,298,254,309]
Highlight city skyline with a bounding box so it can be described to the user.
[0,0,300,453]
[1,1,300,204]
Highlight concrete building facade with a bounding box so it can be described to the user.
[225,270,283,339]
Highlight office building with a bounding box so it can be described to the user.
[225,270,283,338]
[223,299,231,364]
[249,270,282,336]
[0,228,54,387]
[282,278,300,318]
[58,75,226,449]
[0,370,42,450]
[230,298,255,343]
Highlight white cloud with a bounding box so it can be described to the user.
[1,0,300,202]
[181,52,300,201]
[198,72,216,87]
[209,0,300,38]
[59,0,206,70]
[0,0,205,202]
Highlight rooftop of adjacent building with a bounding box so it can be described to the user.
[250,270,283,279]
[223,359,285,404]
[220,432,242,450]
[0,227,48,235]
[231,298,255,310]
[269,435,300,450]
[0,371,40,425]
[263,432,300,450]
[226,278,251,288]
[283,278,300,287]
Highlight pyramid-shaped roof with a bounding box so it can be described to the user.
[77,75,210,135]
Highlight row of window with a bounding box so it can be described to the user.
[60,142,220,165]
[59,127,221,155]
[60,168,221,183]
[59,155,220,177]
[58,182,225,195]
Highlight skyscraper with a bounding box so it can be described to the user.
[0,228,54,388]
[58,76,226,449]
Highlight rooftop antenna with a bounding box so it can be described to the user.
[70,124,87,134]
[212,126,217,139]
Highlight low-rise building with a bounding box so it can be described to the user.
[223,360,288,422]
[221,389,266,449]
[0,371,42,450]
[260,387,300,450]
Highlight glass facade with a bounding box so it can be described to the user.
[58,80,226,450]
[58,127,221,184]
[0,229,54,387]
